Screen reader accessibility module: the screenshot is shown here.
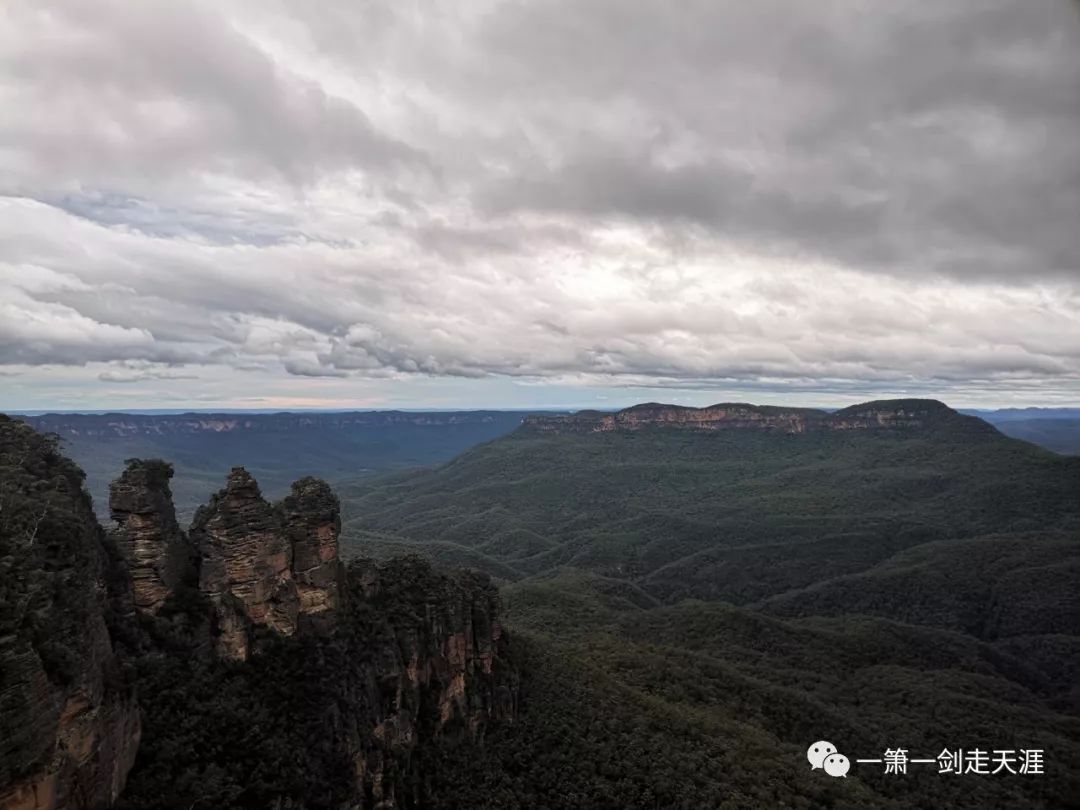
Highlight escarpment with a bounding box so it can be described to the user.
[309,556,516,808]
[1,419,518,809]
[523,398,996,435]
[0,417,140,810]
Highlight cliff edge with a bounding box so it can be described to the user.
[522,398,995,435]
[0,417,140,810]
[0,419,517,810]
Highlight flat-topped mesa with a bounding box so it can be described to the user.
[829,399,971,429]
[522,398,982,435]
[108,459,190,614]
[282,477,345,629]
[190,467,299,660]
[523,402,829,433]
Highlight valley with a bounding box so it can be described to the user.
[339,399,1080,808]
[3,400,1078,808]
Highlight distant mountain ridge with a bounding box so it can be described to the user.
[963,406,1080,422]
[964,408,1080,456]
[10,410,543,521]
[523,398,994,435]
[20,410,516,438]
[339,395,1080,807]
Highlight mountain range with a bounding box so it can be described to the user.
[15,411,541,522]
[2,399,1078,808]
[339,399,1080,808]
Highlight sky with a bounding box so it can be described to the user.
[1,0,1078,412]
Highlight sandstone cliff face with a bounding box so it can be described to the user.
[189,468,300,660]
[0,417,141,810]
[335,557,516,809]
[282,476,344,628]
[523,398,990,436]
[2,423,518,810]
[107,460,188,614]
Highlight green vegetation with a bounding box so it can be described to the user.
[0,416,135,786]
[409,562,1078,808]
[342,423,1080,598]
[7,404,1080,807]
[117,557,506,810]
[344,410,1080,808]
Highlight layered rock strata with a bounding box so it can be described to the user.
[523,398,993,435]
[282,476,345,629]
[189,468,302,660]
[107,460,188,614]
[1,423,518,809]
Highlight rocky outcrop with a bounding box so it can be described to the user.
[1,419,518,810]
[282,477,344,629]
[105,461,349,659]
[523,398,994,436]
[0,416,141,810]
[106,460,189,614]
[189,468,300,660]
[186,467,351,659]
[338,557,517,808]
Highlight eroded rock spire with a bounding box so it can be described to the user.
[282,476,345,629]
[108,458,189,614]
[189,467,299,659]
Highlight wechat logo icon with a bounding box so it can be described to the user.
[808,740,850,777]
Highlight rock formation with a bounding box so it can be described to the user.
[336,557,517,807]
[0,417,141,810]
[1,419,518,809]
[523,398,995,436]
[282,476,344,629]
[189,467,300,660]
[107,459,188,614]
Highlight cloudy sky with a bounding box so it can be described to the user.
[1,0,1078,411]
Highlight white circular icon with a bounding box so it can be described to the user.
[823,753,851,778]
[807,740,836,770]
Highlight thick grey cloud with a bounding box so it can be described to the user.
[469,0,1080,281]
[0,0,1077,408]
[0,1,426,194]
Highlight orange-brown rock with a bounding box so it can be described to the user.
[189,467,299,660]
[1,421,518,810]
[282,477,345,629]
[523,398,992,436]
[107,459,189,614]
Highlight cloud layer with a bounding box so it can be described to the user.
[1,0,1078,408]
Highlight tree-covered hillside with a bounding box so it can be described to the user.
[341,402,1080,808]
[340,408,1080,599]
